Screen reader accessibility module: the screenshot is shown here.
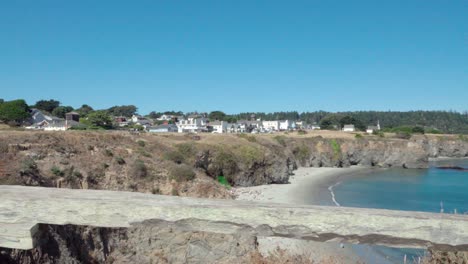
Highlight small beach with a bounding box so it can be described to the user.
[233,166,373,263]
[234,166,371,206]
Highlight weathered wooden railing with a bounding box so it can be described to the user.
[0,186,467,251]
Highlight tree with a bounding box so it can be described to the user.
[224,116,238,123]
[319,119,334,130]
[83,111,113,129]
[412,126,425,134]
[0,99,30,125]
[106,105,137,117]
[34,99,60,113]
[76,104,94,117]
[147,111,161,119]
[209,111,226,121]
[51,106,74,118]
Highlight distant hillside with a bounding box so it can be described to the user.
[236,111,468,134]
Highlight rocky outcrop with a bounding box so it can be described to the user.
[285,137,430,170]
[0,222,258,264]
[1,132,467,191]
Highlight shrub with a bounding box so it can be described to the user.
[330,139,341,160]
[72,170,83,178]
[217,175,231,188]
[373,130,385,137]
[86,170,105,185]
[169,164,196,182]
[115,156,126,165]
[458,134,468,142]
[426,128,442,134]
[164,151,185,164]
[104,149,113,157]
[237,133,257,142]
[412,126,425,134]
[139,150,152,158]
[211,151,238,178]
[237,145,263,166]
[63,167,83,182]
[273,135,287,146]
[51,166,64,177]
[297,129,307,135]
[176,143,197,157]
[137,140,146,147]
[131,159,148,178]
[355,134,363,139]
[151,187,161,194]
[396,132,412,139]
[293,145,310,163]
[20,158,38,176]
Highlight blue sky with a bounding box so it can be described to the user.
[1,0,467,114]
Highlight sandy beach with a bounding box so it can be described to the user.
[233,166,375,263]
[233,166,371,205]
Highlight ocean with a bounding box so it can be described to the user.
[319,158,468,263]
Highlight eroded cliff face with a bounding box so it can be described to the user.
[0,132,467,264]
[0,222,259,264]
[0,132,467,192]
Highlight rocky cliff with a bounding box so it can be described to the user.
[1,132,467,192]
[0,131,467,263]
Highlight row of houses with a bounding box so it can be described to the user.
[24,110,380,134]
[147,115,318,134]
[25,109,81,131]
[342,121,381,133]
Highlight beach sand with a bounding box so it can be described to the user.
[233,166,373,263]
[233,166,369,205]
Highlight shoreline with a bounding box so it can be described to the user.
[233,166,376,263]
[233,166,374,206]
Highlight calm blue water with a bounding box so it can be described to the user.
[334,159,468,214]
[331,159,468,263]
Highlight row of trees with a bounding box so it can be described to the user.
[235,111,468,134]
[1,98,467,133]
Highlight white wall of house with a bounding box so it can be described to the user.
[157,115,173,121]
[279,120,293,130]
[44,126,67,131]
[343,126,355,132]
[177,117,207,133]
[212,123,226,133]
[262,121,280,131]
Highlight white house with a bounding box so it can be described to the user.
[228,123,242,133]
[279,120,294,131]
[310,124,321,130]
[148,124,178,133]
[177,115,208,133]
[366,121,381,134]
[131,115,152,126]
[343,124,355,132]
[262,121,280,131]
[208,121,228,133]
[366,126,379,134]
[295,121,306,129]
[25,109,80,131]
[157,114,174,121]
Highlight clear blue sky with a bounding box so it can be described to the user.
[1,0,467,114]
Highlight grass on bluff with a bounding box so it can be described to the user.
[169,164,196,182]
[329,139,341,160]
